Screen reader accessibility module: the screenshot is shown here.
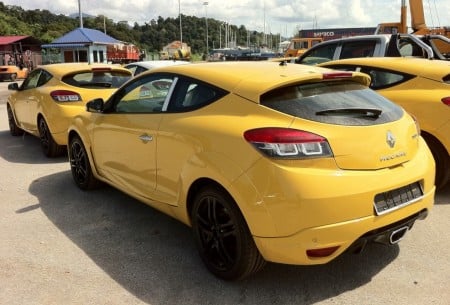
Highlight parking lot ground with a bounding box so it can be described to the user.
[0,82,449,304]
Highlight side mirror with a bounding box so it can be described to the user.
[86,98,104,112]
[8,83,19,91]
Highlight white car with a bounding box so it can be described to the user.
[124,60,190,76]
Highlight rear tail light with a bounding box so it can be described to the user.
[50,90,82,102]
[442,97,450,106]
[243,128,333,159]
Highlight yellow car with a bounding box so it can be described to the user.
[318,57,450,189]
[0,65,29,81]
[68,61,435,280]
[6,63,132,157]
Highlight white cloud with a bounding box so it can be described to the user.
[4,0,450,37]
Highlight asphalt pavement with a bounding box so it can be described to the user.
[0,81,449,305]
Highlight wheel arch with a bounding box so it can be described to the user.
[421,130,450,189]
[182,176,276,238]
[67,126,101,179]
[6,102,19,124]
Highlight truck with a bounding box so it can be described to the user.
[160,41,191,61]
[375,0,450,57]
[284,37,323,57]
[0,53,29,81]
[295,32,450,65]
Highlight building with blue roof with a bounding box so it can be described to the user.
[41,27,139,64]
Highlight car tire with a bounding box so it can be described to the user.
[38,118,65,157]
[422,132,450,190]
[191,185,266,280]
[10,73,17,81]
[69,136,102,190]
[7,105,24,136]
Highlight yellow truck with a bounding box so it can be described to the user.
[284,37,323,57]
[0,65,28,81]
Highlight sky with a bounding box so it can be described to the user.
[4,0,450,37]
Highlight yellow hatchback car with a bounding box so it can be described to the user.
[6,63,132,157]
[318,57,450,189]
[68,61,435,280]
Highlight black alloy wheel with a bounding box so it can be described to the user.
[191,186,266,280]
[38,118,64,157]
[7,105,24,136]
[69,136,101,190]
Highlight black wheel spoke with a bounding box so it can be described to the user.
[192,187,265,280]
[70,142,88,183]
[39,120,50,151]
[195,195,238,271]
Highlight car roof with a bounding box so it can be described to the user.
[318,57,450,80]
[38,62,131,78]
[125,60,190,69]
[317,34,391,44]
[145,61,371,101]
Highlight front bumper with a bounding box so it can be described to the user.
[0,73,13,81]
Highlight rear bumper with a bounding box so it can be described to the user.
[345,208,428,253]
[252,186,434,265]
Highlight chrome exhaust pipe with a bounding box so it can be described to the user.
[389,226,409,244]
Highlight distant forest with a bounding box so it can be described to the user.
[0,2,284,56]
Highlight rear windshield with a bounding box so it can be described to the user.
[62,70,131,89]
[260,81,403,126]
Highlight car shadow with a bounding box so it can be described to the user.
[29,171,400,305]
[0,130,67,164]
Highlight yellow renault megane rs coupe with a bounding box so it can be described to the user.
[6,63,132,157]
[319,57,450,189]
[67,61,435,280]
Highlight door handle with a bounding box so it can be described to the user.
[139,134,153,143]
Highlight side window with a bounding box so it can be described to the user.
[21,69,42,90]
[168,77,227,112]
[115,74,176,113]
[125,65,137,76]
[299,43,338,65]
[398,38,424,57]
[361,68,412,89]
[340,41,376,59]
[37,70,53,87]
[134,66,147,76]
[321,65,413,90]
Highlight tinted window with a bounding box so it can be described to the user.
[168,77,228,112]
[260,81,403,126]
[110,73,227,114]
[397,37,424,57]
[364,69,414,89]
[322,65,415,89]
[298,43,338,65]
[21,69,44,90]
[340,41,376,59]
[114,74,176,113]
[62,70,131,88]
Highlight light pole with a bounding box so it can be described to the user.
[179,0,183,45]
[203,2,209,55]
